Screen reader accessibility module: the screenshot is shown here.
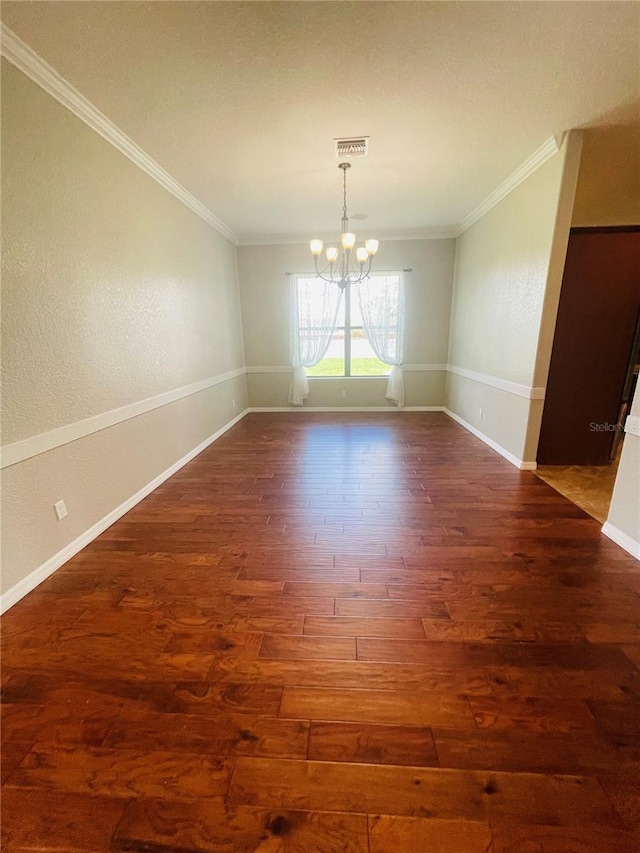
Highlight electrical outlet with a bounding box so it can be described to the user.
[625,415,640,437]
[479,408,483,419]
[232,399,236,408]
[341,390,346,398]
[54,500,68,521]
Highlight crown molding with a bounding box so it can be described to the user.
[454,136,562,237]
[0,24,238,244]
[237,227,457,247]
[233,134,564,246]
[0,25,565,250]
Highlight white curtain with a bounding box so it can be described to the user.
[289,276,342,406]
[356,272,406,407]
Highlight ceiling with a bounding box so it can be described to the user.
[2,1,638,243]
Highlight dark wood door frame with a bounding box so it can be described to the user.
[537,227,640,465]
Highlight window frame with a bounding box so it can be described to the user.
[304,275,394,379]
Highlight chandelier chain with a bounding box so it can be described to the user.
[309,159,378,289]
[343,166,348,220]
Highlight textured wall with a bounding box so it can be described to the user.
[445,373,535,460]
[607,390,640,549]
[448,152,567,386]
[446,139,582,463]
[1,378,247,595]
[1,62,247,596]
[2,61,245,444]
[238,239,455,408]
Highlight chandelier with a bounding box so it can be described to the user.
[309,162,378,290]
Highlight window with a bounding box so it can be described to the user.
[306,280,390,377]
[290,271,405,407]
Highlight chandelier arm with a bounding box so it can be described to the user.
[313,257,335,282]
[349,255,372,286]
[310,160,375,290]
[365,255,373,278]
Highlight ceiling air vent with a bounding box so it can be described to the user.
[334,137,369,158]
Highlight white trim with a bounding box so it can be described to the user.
[0,24,562,251]
[0,368,245,469]
[1,25,565,252]
[1,364,544,469]
[447,365,546,400]
[245,364,448,374]
[308,377,390,382]
[443,408,536,470]
[455,137,561,236]
[0,409,250,614]
[601,522,640,561]
[404,364,449,373]
[624,415,640,436]
[248,406,445,413]
[246,366,292,374]
[0,24,237,244]
[238,229,457,246]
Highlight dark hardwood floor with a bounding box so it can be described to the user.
[2,412,640,852]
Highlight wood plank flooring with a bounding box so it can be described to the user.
[2,412,640,852]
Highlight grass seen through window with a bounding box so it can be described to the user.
[306,357,389,377]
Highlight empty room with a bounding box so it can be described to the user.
[2,2,640,851]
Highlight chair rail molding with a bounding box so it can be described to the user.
[0,408,250,614]
[447,365,546,400]
[0,368,246,469]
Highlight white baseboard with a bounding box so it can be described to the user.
[248,406,445,413]
[443,408,536,470]
[2,404,542,613]
[602,521,640,561]
[0,409,250,614]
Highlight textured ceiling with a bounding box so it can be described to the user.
[2,1,639,242]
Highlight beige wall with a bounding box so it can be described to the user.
[449,151,566,386]
[446,135,582,464]
[445,374,539,462]
[238,239,455,408]
[607,390,640,551]
[1,62,247,598]
[572,122,640,227]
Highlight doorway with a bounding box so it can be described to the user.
[536,226,640,521]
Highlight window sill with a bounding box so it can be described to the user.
[307,375,390,381]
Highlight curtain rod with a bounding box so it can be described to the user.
[285,268,412,276]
